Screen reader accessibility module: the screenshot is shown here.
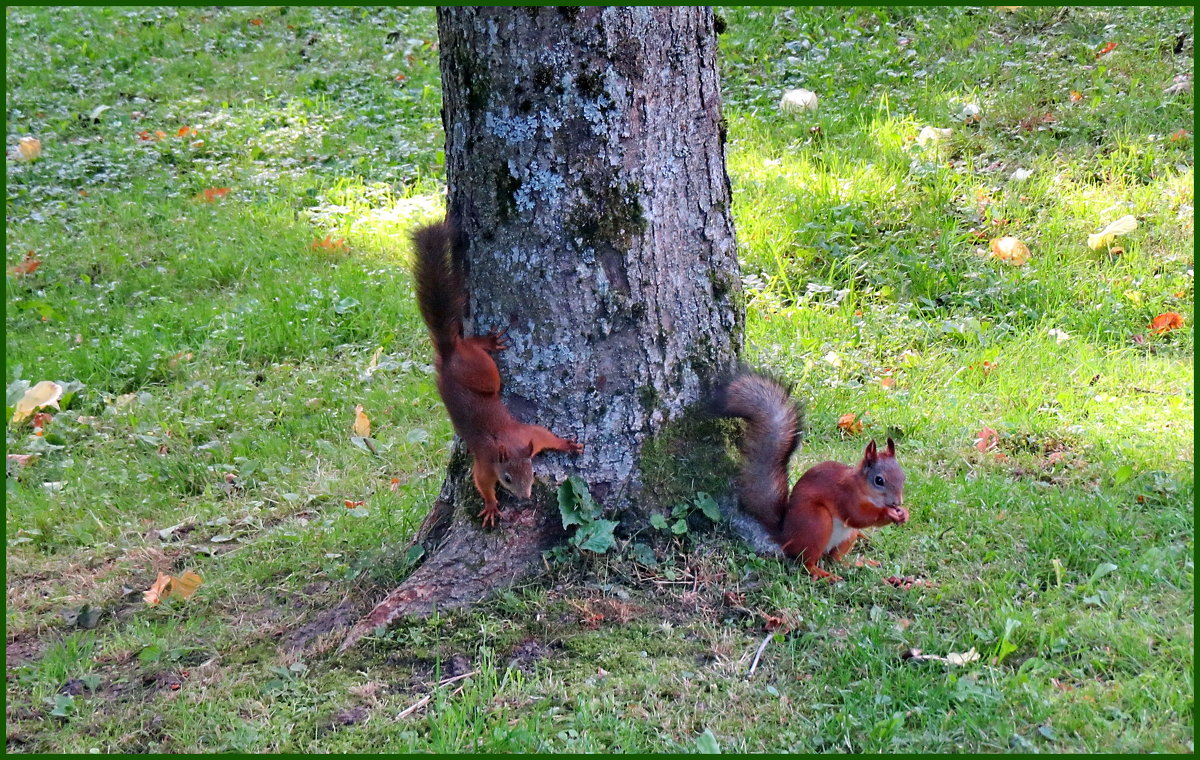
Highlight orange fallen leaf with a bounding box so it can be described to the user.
[837,413,864,435]
[176,125,197,137]
[989,236,1031,265]
[353,404,371,437]
[880,377,896,389]
[249,17,263,26]
[1149,312,1184,335]
[137,130,153,141]
[144,573,172,605]
[171,571,203,600]
[1096,41,1117,57]
[344,500,365,508]
[197,187,230,203]
[979,360,997,375]
[1069,90,1084,103]
[1170,129,1189,142]
[975,426,1000,453]
[390,477,401,493]
[16,136,42,161]
[10,250,41,276]
[394,73,408,82]
[310,234,348,252]
[154,130,167,140]
[32,411,53,436]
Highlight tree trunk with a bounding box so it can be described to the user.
[340,6,741,652]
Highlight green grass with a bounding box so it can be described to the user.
[6,5,1193,753]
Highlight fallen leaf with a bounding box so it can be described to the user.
[975,426,1000,453]
[10,250,41,276]
[989,236,1031,265]
[310,234,348,252]
[176,125,197,137]
[1087,215,1137,250]
[12,381,64,424]
[16,136,42,161]
[344,500,365,508]
[1169,129,1188,141]
[7,453,38,467]
[1164,75,1191,96]
[143,573,172,606]
[837,413,864,435]
[171,571,203,600]
[32,411,53,435]
[763,614,787,632]
[390,477,401,493]
[1095,41,1117,57]
[1148,312,1184,335]
[1069,90,1084,103]
[916,126,953,146]
[995,6,1022,12]
[154,130,166,140]
[197,187,230,203]
[249,17,263,26]
[880,377,896,389]
[353,405,371,437]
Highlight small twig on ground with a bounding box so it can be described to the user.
[747,633,774,678]
[396,670,480,720]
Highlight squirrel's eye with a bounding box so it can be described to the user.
[503,475,511,483]
[874,475,885,487]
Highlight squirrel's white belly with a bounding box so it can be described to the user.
[824,518,855,554]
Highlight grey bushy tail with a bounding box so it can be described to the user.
[710,370,800,534]
[410,220,465,357]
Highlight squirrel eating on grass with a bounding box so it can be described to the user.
[712,370,908,581]
[410,218,583,528]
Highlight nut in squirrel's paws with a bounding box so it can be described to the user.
[886,506,909,524]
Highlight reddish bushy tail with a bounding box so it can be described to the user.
[411,219,465,356]
[711,370,799,532]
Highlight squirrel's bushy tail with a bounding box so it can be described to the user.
[411,219,465,356]
[711,370,799,532]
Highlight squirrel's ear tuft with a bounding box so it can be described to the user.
[519,441,534,459]
[885,437,896,457]
[495,444,509,463]
[863,439,878,463]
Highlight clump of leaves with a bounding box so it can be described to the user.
[557,476,618,554]
[650,492,721,536]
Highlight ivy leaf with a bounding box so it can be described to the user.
[572,519,617,554]
[695,492,720,522]
[649,513,669,531]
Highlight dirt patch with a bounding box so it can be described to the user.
[281,599,365,653]
[506,638,554,673]
[6,633,48,670]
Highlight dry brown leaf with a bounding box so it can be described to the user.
[144,573,173,606]
[10,250,41,276]
[837,413,864,435]
[1149,312,1184,335]
[16,136,42,161]
[171,571,203,600]
[353,405,371,437]
[989,236,1031,265]
[975,426,1000,453]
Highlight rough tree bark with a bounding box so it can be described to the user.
[340,6,741,652]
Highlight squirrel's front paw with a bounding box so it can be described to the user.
[478,503,501,529]
[886,506,909,524]
[565,439,584,455]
